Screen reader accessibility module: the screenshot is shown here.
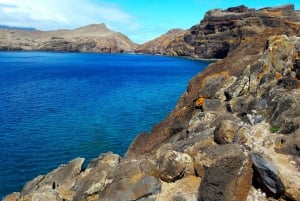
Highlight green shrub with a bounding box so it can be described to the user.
[270,125,280,133]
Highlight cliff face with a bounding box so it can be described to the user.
[0,24,137,53]
[3,5,300,201]
[138,4,300,59]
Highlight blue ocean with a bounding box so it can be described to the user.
[0,52,210,198]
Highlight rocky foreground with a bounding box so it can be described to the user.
[0,24,137,53]
[3,4,300,201]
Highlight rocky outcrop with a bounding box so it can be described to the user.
[3,4,300,201]
[0,24,137,53]
[141,4,300,59]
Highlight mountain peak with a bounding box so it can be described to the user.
[0,25,36,31]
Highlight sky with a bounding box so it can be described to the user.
[0,0,299,44]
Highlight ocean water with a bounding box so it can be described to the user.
[0,52,210,198]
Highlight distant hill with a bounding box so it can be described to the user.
[0,25,36,31]
[0,23,137,53]
[136,28,186,55]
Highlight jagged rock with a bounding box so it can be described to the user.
[250,153,285,198]
[266,91,300,134]
[157,150,194,182]
[198,151,253,201]
[99,157,159,200]
[198,71,230,98]
[214,119,238,144]
[202,98,224,111]
[72,153,120,201]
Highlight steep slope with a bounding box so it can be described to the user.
[0,24,137,53]
[136,28,185,54]
[3,4,300,201]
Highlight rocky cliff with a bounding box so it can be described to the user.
[0,24,137,53]
[138,4,300,59]
[135,28,186,54]
[3,4,300,201]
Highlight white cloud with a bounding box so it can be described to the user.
[0,0,138,31]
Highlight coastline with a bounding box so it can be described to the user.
[3,4,300,201]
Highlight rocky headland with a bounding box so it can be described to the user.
[138,4,300,59]
[3,4,300,201]
[0,24,137,53]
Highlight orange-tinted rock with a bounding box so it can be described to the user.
[195,97,205,108]
[275,72,283,79]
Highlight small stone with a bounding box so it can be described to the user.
[254,115,264,124]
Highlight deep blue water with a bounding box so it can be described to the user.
[0,52,210,198]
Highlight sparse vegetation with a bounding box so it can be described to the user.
[270,125,280,133]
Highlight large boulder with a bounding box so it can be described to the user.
[198,153,253,201]
[157,150,194,183]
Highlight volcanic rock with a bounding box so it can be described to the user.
[4,4,300,201]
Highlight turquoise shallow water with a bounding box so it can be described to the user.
[0,52,210,198]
